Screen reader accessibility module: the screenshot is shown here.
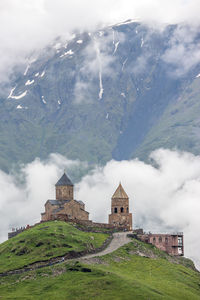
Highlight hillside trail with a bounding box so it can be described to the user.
[0,231,132,277]
[79,231,132,261]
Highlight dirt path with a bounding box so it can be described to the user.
[80,231,132,260]
[0,232,132,277]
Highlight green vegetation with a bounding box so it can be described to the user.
[0,221,108,273]
[0,233,200,299]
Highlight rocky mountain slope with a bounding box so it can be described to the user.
[1,20,200,171]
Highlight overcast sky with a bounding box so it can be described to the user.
[0,0,200,82]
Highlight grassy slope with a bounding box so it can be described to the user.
[0,238,200,299]
[134,78,200,160]
[0,221,108,273]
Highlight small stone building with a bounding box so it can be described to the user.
[41,172,89,222]
[133,229,184,256]
[109,183,132,230]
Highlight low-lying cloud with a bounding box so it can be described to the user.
[1,149,200,269]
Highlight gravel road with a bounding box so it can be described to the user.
[81,231,132,260]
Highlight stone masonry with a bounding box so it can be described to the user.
[109,183,132,230]
[41,172,89,222]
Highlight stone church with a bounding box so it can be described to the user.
[41,172,89,222]
[109,183,132,229]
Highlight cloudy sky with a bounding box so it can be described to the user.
[1,0,200,82]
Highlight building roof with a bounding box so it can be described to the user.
[77,200,84,205]
[112,183,129,199]
[55,172,73,186]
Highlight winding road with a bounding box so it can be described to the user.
[0,232,132,277]
[81,231,132,259]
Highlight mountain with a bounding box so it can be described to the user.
[1,20,200,171]
[0,221,199,299]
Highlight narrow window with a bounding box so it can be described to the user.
[120,207,124,213]
[178,247,182,254]
[159,236,162,243]
[114,207,118,213]
[165,237,168,244]
[178,237,182,246]
[127,207,128,212]
[153,237,156,243]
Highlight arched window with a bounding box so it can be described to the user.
[120,207,124,213]
[153,237,156,243]
[165,237,168,244]
[127,207,128,213]
[114,207,118,213]
[159,236,162,243]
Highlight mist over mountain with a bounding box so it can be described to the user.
[1,20,200,172]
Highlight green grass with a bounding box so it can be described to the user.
[0,221,108,273]
[0,238,200,299]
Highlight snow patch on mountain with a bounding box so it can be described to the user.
[122,58,128,71]
[24,65,30,76]
[76,40,83,44]
[94,42,104,100]
[35,72,39,77]
[25,79,34,86]
[60,50,74,58]
[115,19,139,27]
[141,37,144,47]
[40,70,45,78]
[41,96,46,104]
[16,105,22,109]
[8,88,27,99]
[113,41,120,54]
[196,73,200,78]
[7,87,16,99]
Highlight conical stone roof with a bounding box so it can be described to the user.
[55,172,73,186]
[112,183,129,199]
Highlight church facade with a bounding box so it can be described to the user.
[41,172,89,222]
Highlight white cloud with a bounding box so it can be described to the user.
[1,0,200,83]
[162,24,200,76]
[1,149,200,269]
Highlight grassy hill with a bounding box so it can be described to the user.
[0,222,200,299]
[0,221,109,273]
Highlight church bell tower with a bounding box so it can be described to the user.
[55,172,74,201]
[109,183,132,230]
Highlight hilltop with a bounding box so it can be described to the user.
[0,221,200,299]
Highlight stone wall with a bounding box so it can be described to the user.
[57,200,89,220]
[109,212,132,230]
[56,185,73,200]
[49,214,130,231]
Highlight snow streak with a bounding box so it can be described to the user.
[94,41,103,100]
